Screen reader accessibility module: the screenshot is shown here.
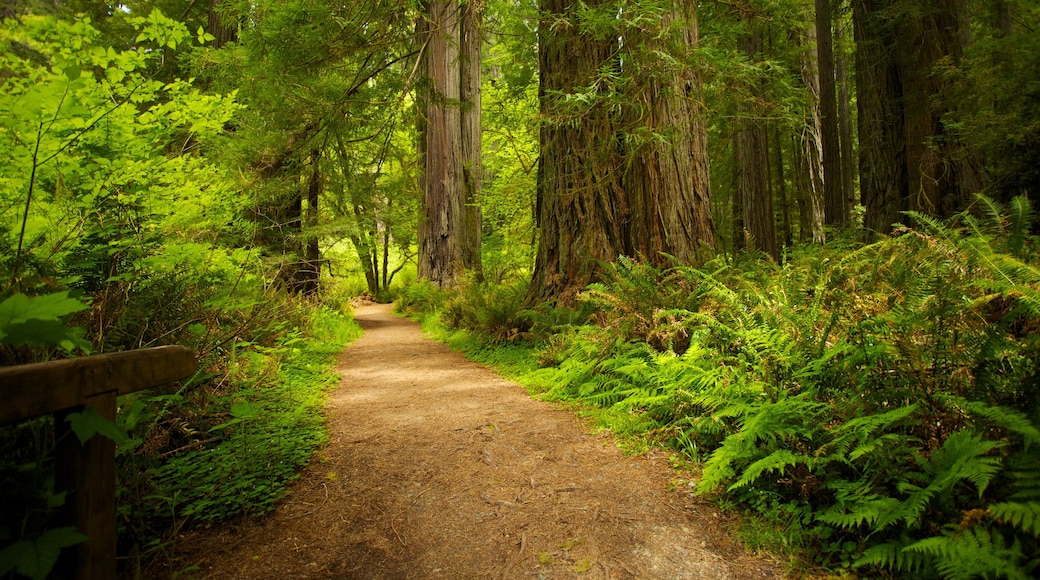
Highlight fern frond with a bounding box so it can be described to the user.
[926,429,1004,498]
[1007,195,1034,258]
[990,501,1040,538]
[905,526,1029,580]
[855,540,931,573]
[959,399,1040,450]
[816,487,901,530]
[729,449,808,491]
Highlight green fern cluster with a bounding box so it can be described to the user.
[526,196,1040,576]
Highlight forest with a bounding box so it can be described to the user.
[1,0,1039,578]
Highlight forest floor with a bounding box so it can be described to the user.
[174,302,783,579]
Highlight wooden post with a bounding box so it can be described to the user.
[0,345,195,580]
[54,392,117,579]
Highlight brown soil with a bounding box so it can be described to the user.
[175,303,783,579]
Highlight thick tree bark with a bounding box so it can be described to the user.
[893,0,984,218]
[418,0,466,287]
[528,0,623,304]
[459,0,484,279]
[853,0,906,233]
[734,27,777,259]
[529,0,716,304]
[816,0,845,226]
[622,3,715,267]
[854,0,983,233]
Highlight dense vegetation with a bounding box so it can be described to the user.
[1,0,1039,578]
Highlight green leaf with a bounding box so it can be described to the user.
[0,527,87,580]
[0,292,88,325]
[0,292,90,348]
[65,406,131,447]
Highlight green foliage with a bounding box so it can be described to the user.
[132,305,359,533]
[0,9,369,577]
[0,527,86,580]
[0,291,90,354]
[445,198,1040,576]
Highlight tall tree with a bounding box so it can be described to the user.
[529,0,716,303]
[528,0,623,304]
[621,2,716,267]
[796,9,828,243]
[460,0,484,278]
[854,0,984,233]
[734,21,778,259]
[418,0,483,287]
[816,0,846,226]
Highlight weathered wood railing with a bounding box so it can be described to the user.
[0,346,196,580]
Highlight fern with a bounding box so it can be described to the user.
[729,449,809,492]
[855,538,933,575]
[904,526,1030,580]
[990,501,1040,538]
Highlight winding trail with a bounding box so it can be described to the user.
[177,303,780,578]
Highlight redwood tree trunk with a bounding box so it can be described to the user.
[528,0,626,304]
[460,0,484,279]
[734,26,777,259]
[621,3,715,266]
[854,0,982,233]
[418,0,465,287]
[816,0,846,226]
[529,0,716,304]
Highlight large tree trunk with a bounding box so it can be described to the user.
[816,0,846,226]
[853,0,906,233]
[893,0,984,218]
[621,3,715,266]
[528,0,625,305]
[529,0,716,304]
[854,0,983,233]
[418,0,466,287]
[734,27,777,259]
[459,0,483,279]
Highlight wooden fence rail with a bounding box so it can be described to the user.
[0,345,196,580]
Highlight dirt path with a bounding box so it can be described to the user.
[176,303,781,578]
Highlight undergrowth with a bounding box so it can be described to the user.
[404,196,1040,578]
